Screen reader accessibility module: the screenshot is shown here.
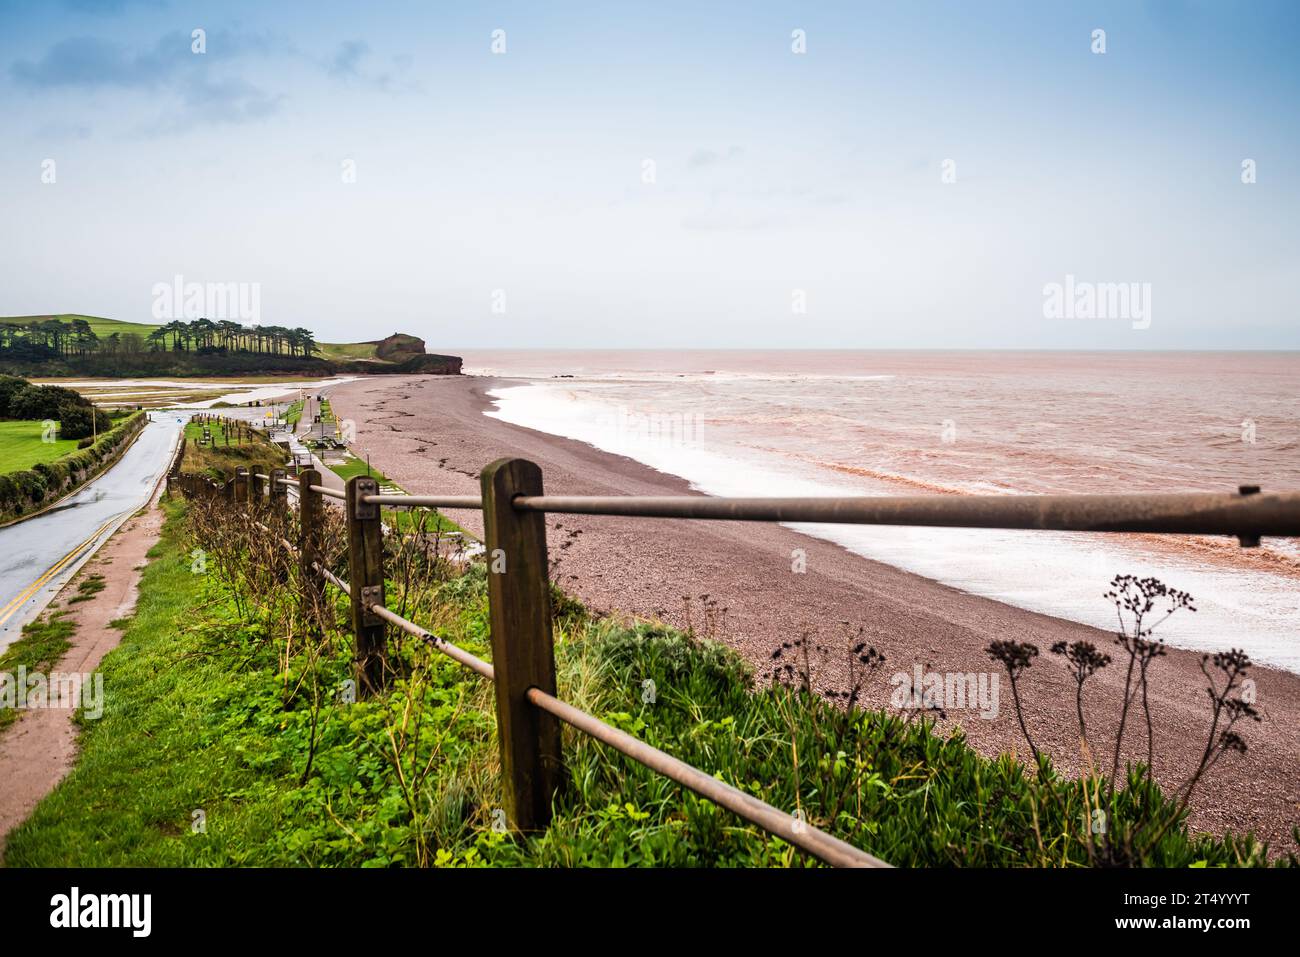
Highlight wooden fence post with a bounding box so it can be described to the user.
[345,475,387,695]
[480,457,562,832]
[251,470,266,511]
[270,468,286,509]
[298,468,324,620]
[234,467,248,504]
[223,469,235,503]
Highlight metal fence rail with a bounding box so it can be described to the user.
[508,489,1296,542]
[168,456,1300,870]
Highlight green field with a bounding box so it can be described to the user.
[0,420,81,470]
[315,341,379,360]
[2,314,162,340]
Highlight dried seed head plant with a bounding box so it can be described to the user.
[984,639,1041,762]
[1105,575,1193,793]
[1050,640,1111,758]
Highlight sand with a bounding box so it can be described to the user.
[326,374,1300,849]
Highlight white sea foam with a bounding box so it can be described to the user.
[485,379,1300,673]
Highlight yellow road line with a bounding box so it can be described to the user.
[0,517,116,624]
[0,421,175,631]
[0,513,122,630]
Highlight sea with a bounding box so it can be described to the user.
[462,350,1300,672]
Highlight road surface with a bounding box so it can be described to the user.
[0,415,184,654]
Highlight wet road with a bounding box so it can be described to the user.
[0,415,184,653]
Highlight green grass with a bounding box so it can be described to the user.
[2,314,161,340]
[316,341,378,361]
[0,421,81,471]
[4,499,1285,868]
[328,454,465,535]
[331,453,386,484]
[182,418,285,482]
[67,574,107,605]
[0,611,76,734]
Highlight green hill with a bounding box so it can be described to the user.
[0,315,460,377]
[5,314,161,339]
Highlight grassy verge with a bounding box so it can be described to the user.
[182,419,285,482]
[5,496,1286,868]
[330,452,384,484]
[0,611,76,734]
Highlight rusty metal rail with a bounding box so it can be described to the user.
[368,602,496,681]
[363,493,483,509]
[308,550,882,865]
[525,686,886,867]
[511,488,1298,542]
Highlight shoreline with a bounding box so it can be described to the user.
[325,373,1300,849]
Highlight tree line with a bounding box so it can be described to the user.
[0,317,321,361]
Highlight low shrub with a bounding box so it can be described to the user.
[58,402,112,440]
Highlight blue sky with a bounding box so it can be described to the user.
[1,0,1297,349]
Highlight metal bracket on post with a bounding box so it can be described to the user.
[360,585,384,626]
[354,476,379,520]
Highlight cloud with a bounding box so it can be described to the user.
[59,0,162,14]
[327,40,369,78]
[322,39,415,92]
[12,30,289,136]
[11,29,292,90]
[37,120,93,140]
[11,35,173,89]
[687,146,744,169]
[145,76,284,134]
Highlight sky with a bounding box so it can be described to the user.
[0,0,1297,350]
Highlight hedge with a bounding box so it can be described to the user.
[1,411,147,521]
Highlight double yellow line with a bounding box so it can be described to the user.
[0,512,123,631]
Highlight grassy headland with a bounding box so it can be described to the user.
[0,315,461,378]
